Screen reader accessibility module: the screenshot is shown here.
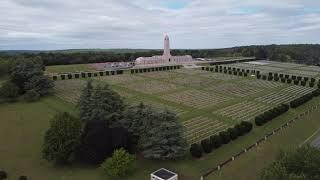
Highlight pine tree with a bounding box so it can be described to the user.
[139,108,188,160]
[89,84,125,126]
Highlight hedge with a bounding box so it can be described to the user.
[255,104,289,126]
[201,138,212,153]
[290,91,316,108]
[190,144,203,158]
[0,170,7,179]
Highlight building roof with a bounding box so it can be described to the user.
[152,168,177,180]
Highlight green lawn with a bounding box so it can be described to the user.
[45,64,96,74]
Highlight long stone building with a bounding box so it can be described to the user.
[135,35,193,65]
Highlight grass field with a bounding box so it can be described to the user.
[45,64,96,74]
[1,62,320,180]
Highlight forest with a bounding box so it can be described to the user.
[1,44,320,66]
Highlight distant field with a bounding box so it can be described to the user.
[45,64,96,74]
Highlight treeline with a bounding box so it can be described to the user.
[1,44,320,66]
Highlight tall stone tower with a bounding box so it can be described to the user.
[163,34,171,57]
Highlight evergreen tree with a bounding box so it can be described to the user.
[139,108,188,160]
[79,82,125,125]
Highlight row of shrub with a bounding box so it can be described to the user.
[257,73,319,88]
[203,66,250,77]
[290,89,320,108]
[255,104,290,126]
[131,65,181,74]
[53,70,124,80]
[190,121,253,158]
[0,170,27,180]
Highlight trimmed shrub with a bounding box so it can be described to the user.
[290,92,314,108]
[281,78,286,83]
[268,75,273,81]
[292,75,296,80]
[18,176,28,180]
[75,73,80,78]
[201,138,212,153]
[190,144,203,158]
[310,82,315,88]
[52,76,57,81]
[257,74,262,79]
[285,74,290,79]
[287,79,292,84]
[99,72,104,76]
[255,115,264,126]
[0,171,7,179]
[227,128,239,140]
[274,76,279,82]
[67,74,72,79]
[297,76,302,81]
[219,131,231,144]
[240,121,253,133]
[262,75,267,80]
[210,135,222,149]
[87,72,92,77]
[61,74,66,80]
[304,77,309,82]
[93,73,98,77]
[301,81,307,86]
[294,80,299,85]
[311,78,316,83]
[81,72,86,78]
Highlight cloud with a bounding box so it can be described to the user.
[0,0,319,50]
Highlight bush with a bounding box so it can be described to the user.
[100,148,135,177]
[81,72,86,78]
[0,81,19,99]
[18,176,28,180]
[23,90,40,102]
[219,131,231,144]
[274,77,279,82]
[255,115,264,126]
[281,78,286,83]
[190,144,203,158]
[210,135,222,149]
[0,171,7,179]
[257,74,262,79]
[240,121,253,133]
[201,138,212,153]
[42,112,82,165]
[294,80,299,85]
[287,79,292,84]
[301,81,307,86]
[310,82,315,88]
[52,76,57,80]
[60,74,65,80]
[227,128,239,140]
[268,75,273,81]
[75,73,80,78]
[262,75,267,80]
[67,74,72,79]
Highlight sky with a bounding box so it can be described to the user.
[0,0,320,50]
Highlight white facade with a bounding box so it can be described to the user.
[135,35,193,65]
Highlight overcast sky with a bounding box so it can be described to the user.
[1,0,320,50]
